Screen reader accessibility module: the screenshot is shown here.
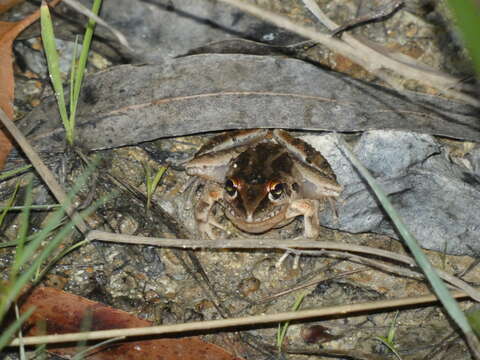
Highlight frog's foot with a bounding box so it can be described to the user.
[196,220,221,239]
[194,183,224,239]
[286,199,323,240]
[277,199,324,268]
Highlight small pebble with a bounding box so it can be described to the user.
[301,325,336,344]
[238,277,260,297]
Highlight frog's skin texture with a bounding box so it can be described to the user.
[185,129,342,239]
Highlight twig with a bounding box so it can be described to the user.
[301,0,477,102]
[62,0,132,51]
[85,230,480,302]
[297,249,424,280]
[256,269,365,304]
[8,289,469,347]
[331,0,404,37]
[216,0,479,106]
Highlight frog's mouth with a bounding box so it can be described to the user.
[223,203,289,234]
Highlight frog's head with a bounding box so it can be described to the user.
[222,143,295,233]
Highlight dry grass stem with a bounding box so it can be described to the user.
[8,289,469,347]
[256,269,365,304]
[86,230,480,302]
[62,0,131,50]
[217,0,479,106]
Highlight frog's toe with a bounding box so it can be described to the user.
[303,229,320,240]
[196,222,213,239]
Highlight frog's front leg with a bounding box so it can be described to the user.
[195,182,225,239]
[286,199,324,239]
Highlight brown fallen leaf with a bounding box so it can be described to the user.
[0,0,61,169]
[20,286,244,360]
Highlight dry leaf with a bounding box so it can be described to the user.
[0,0,61,169]
[21,286,244,360]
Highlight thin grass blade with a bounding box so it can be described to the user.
[69,35,79,113]
[0,182,19,227]
[0,165,32,181]
[0,307,35,352]
[40,1,69,141]
[151,166,168,194]
[70,0,102,125]
[10,176,34,279]
[446,0,480,76]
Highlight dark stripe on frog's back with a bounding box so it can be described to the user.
[195,129,268,156]
[290,136,336,181]
[228,142,293,184]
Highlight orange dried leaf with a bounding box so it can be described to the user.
[0,0,61,169]
[21,287,245,360]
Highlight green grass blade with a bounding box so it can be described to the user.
[446,0,480,76]
[0,306,35,353]
[70,0,103,126]
[1,161,98,315]
[0,204,61,212]
[0,165,32,181]
[0,219,64,249]
[467,306,480,337]
[12,159,97,274]
[374,336,402,360]
[40,1,70,143]
[277,293,305,352]
[15,305,26,360]
[151,166,168,193]
[0,182,20,227]
[69,35,79,114]
[27,203,100,284]
[144,163,152,209]
[35,192,114,280]
[339,140,473,335]
[10,176,34,279]
[0,208,70,318]
[4,218,76,313]
[12,205,68,276]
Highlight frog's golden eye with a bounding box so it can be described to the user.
[225,179,238,197]
[269,182,284,200]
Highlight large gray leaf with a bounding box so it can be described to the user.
[19,54,480,153]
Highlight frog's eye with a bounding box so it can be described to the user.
[225,179,238,197]
[269,182,285,200]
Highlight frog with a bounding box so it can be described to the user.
[184,129,342,239]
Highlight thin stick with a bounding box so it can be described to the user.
[86,230,480,302]
[331,0,404,36]
[62,0,131,51]
[8,289,469,347]
[216,0,479,106]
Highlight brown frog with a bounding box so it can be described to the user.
[185,129,342,239]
